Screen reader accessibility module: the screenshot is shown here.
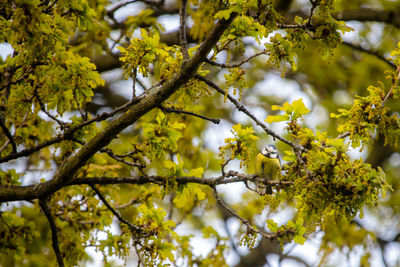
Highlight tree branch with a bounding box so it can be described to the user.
[195,75,314,176]
[70,138,145,170]
[179,0,189,61]
[0,99,135,163]
[39,198,65,267]
[0,12,238,202]
[94,7,400,73]
[306,0,318,27]
[342,41,396,69]
[34,88,67,129]
[284,8,400,29]
[195,74,303,151]
[205,50,267,68]
[336,65,399,140]
[213,187,280,240]
[90,184,143,234]
[0,116,17,153]
[67,172,293,188]
[107,0,139,21]
[336,8,400,28]
[159,105,220,124]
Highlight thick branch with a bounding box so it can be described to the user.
[39,198,64,267]
[0,12,238,202]
[68,172,294,188]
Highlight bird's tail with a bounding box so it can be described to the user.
[256,182,272,195]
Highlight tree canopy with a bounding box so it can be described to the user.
[1,0,400,266]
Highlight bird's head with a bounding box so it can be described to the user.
[261,145,278,159]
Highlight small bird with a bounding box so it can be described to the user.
[254,144,281,194]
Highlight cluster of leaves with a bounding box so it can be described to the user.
[224,68,247,100]
[274,100,385,227]
[219,124,259,168]
[164,154,204,178]
[332,83,400,149]
[0,210,37,256]
[189,0,226,42]
[37,52,104,115]
[132,206,176,265]
[308,0,354,59]
[267,218,306,245]
[142,111,186,159]
[119,29,168,79]
[332,45,400,149]
[124,9,164,36]
[222,98,387,246]
[0,169,22,185]
[0,0,104,158]
[265,33,298,74]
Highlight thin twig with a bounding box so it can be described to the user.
[136,77,148,91]
[134,242,143,267]
[294,148,311,178]
[132,70,137,99]
[116,144,144,158]
[213,187,279,239]
[42,0,59,14]
[382,66,400,105]
[0,140,10,154]
[0,117,17,153]
[276,24,307,29]
[342,41,396,69]
[35,89,67,129]
[179,0,190,61]
[195,75,303,151]
[205,50,266,68]
[90,185,143,234]
[114,198,140,209]
[221,158,232,176]
[337,132,350,139]
[71,137,145,170]
[159,105,220,124]
[110,29,126,50]
[107,0,139,21]
[382,87,393,106]
[39,198,65,267]
[306,0,318,27]
[102,148,145,170]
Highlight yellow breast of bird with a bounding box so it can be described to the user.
[255,153,281,179]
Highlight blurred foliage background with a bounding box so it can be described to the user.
[1,0,400,266]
